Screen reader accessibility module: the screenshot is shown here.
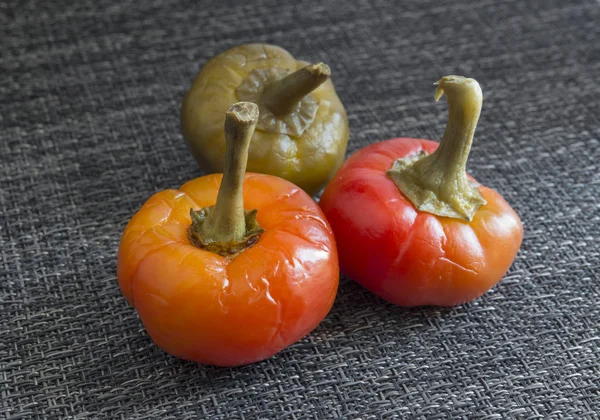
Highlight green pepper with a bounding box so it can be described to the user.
[181,43,349,195]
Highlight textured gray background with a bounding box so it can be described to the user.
[1,0,599,418]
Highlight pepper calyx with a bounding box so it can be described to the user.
[188,207,264,257]
[387,150,486,221]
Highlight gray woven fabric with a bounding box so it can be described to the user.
[1,0,599,418]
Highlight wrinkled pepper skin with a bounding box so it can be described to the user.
[117,174,339,366]
[181,44,349,196]
[319,139,523,307]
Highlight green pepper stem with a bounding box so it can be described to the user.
[430,76,481,182]
[386,76,487,221]
[201,102,259,242]
[261,63,330,116]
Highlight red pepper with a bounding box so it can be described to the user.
[320,76,523,306]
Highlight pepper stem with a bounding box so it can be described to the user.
[386,76,487,221]
[261,63,330,116]
[188,102,264,256]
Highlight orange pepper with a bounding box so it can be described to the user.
[320,76,523,306]
[118,103,338,366]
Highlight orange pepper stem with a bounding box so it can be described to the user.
[261,62,330,116]
[188,102,264,257]
[387,76,487,221]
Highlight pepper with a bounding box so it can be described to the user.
[118,102,339,366]
[181,43,349,196]
[319,76,523,307]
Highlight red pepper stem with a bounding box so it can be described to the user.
[261,63,330,116]
[430,77,481,181]
[386,76,487,221]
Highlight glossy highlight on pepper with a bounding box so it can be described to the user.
[320,76,523,307]
[181,43,349,196]
[118,102,339,366]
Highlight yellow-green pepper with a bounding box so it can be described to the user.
[181,43,349,195]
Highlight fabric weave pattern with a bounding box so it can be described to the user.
[1,0,599,418]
